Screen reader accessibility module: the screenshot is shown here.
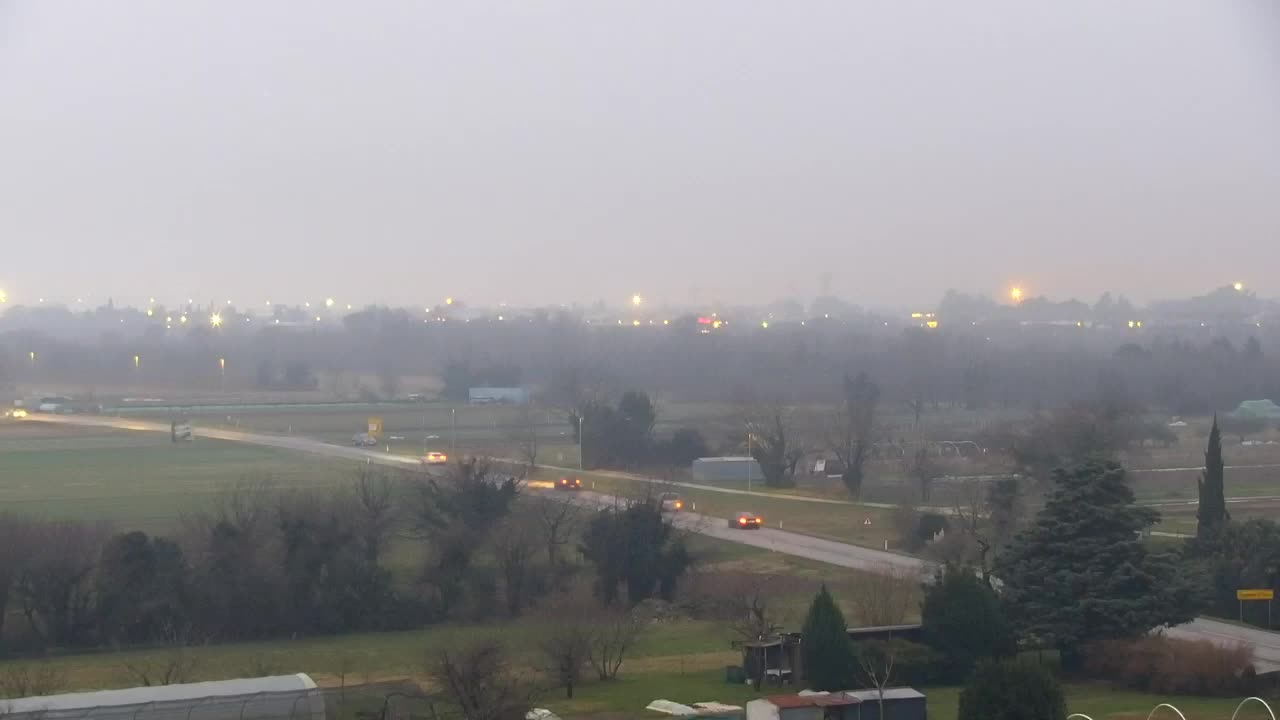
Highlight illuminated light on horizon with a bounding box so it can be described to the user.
[210,313,223,327]
[1234,281,1245,291]
[325,298,335,308]
[1010,287,1023,302]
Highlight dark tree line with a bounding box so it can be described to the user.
[0,464,693,655]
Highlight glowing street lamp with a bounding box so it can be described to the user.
[445,297,454,305]
[133,355,140,368]
[1010,287,1023,303]
[325,298,335,308]
[0,288,7,303]
[210,313,223,328]
[1234,282,1245,292]
[631,294,643,307]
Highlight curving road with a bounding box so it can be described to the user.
[22,413,924,576]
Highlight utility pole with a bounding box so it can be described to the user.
[579,415,586,471]
[747,432,752,493]
[451,408,457,455]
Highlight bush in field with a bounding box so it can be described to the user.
[958,659,1066,720]
[1086,634,1255,696]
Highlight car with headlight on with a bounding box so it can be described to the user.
[556,476,583,491]
[352,432,378,447]
[7,408,28,419]
[659,492,683,512]
[424,451,448,465]
[730,512,763,529]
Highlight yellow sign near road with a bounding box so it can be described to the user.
[1237,589,1274,601]
[368,417,384,438]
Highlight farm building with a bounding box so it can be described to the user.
[692,456,764,483]
[2,674,326,720]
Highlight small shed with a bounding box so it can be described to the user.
[746,692,862,720]
[692,457,765,483]
[746,690,926,720]
[842,689,927,720]
[737,634,801,685]
[846,624,922,645]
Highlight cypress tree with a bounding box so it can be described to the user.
[1197,415,1228,537]
[800,585,854,691]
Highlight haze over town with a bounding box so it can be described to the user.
[3,1,1279,308]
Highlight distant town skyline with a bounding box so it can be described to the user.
[2,1,1278,308]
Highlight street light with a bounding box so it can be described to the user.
[1234,282,1245,292]
[0,288,7,303]
[210,313,223,328]
[1010,287,1023,303]
[631,294,643,307]
[325,298,335,308]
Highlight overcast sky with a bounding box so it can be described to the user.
[1,1,1277,310]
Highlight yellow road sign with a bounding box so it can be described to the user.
[1237,589,1274,601]
[368,417,384,437]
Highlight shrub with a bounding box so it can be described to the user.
[958,658,1066,720]
[1086,634,1255,696]
[921,565,1016,681]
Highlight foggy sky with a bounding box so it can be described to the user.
[1,1,1278,310]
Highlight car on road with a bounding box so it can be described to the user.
[424,451,448,465]
[730,512,763,529]
[556,476,583,490]
[6,408,28,419]
[352,433,378,446]
[659,492,683,512]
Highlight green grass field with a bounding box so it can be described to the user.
[0,422,360,532]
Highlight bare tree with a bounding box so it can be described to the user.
[536,594,597,699]
[0,662,66,699]
[847,564,917,627]
[903,446,937,503]
[432,642,538,720]
[856,640,899,720]
[349,467,398,567]
[15,520,110,647]
[588,609,645,681]
[533,495,580,571]
[492,514,541,617]
[744,402,806,488]
[0,515,36,644]
[826,372,880,499]
[948,478,992,577]
[729,575,786,690]
[118,619,201,687]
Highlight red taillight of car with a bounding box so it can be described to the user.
[675,501,683,509]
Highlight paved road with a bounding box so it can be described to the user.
[22,414,924,576]
[1164,617,1280,673]
[26,413,1280,668]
